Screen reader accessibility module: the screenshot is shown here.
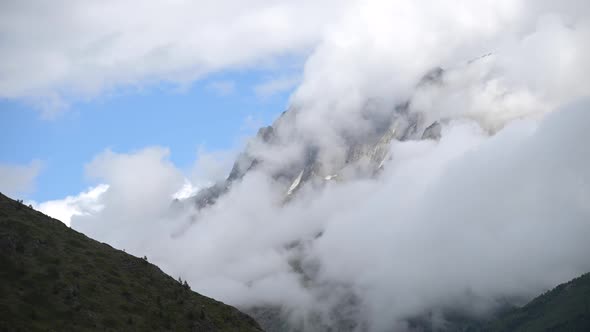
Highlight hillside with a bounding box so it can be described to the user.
[0,193,262,332]
[246,272,590,332]
[485,272,590,332]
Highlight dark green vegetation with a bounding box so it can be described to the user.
[242,275,590,332]
[407,272,590,332]
[403,271,590,332]
[246,271,590,332]
[0,193,262,332]
[485,272,590,332]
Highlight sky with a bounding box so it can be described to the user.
[0,68,296,202]
[1,0,325,203]
[1,0,590,330]
[2,0,587,206]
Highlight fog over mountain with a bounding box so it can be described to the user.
[64,0,590,330]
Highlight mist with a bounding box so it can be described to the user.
[63,0,590,330]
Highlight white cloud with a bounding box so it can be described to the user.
[31,184,108,226]
[0,160,42,197]
[32,155,200,226]
[0,0,348,114]
[254,75,300,99]
[288,0,590,150]
[173,179,200,200]
[3,0,586,118]
[191,146,238,186]
[62,100,590,330]
[41,101,590,330]
[71,147,185,248]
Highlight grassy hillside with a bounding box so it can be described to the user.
[0,193,262,332]
[485,272,590,332]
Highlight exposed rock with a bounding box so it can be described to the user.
[422,121,442,140]
[188,66,450,211]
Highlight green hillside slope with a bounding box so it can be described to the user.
[485,272,590,332]
[0,193,262,332]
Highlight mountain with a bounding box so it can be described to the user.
[189,67,446,212]
[179,64,590,331]
[485,272,590,331]
[400,272,590,332]
[246,272,590,332]
[0,193,262,332]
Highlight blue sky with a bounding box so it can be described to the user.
[0,0,329,204]
[0,69,295,202]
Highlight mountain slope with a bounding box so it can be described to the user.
[485,272,590,332]
[246,273,590,332]
[0,193,262,332]
[189,68,446,212]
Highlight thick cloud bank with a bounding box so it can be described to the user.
[71,100,590,330]
[32,0,590,330]
[30,184,108,227]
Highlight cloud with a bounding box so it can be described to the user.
[32,146,233,227]
[71,146,184,248]
[31,184,108,226]
[287,0,590,149]
[0,0,348,113]
[190,146,237,186]
[64,100,590,330]
[254,75,300,99]
[304,102,590,329]
[34,180,198,226]
[173,180,200,200]
[1,0,587,119]
[0,160,42,197]
[206,80,236,96]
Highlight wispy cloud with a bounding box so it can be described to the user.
[254,75,300,99]
[206,80,236,96]
[0,160,43,197]
[31,184,109,226]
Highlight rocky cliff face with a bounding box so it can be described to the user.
[190,67,446,211]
